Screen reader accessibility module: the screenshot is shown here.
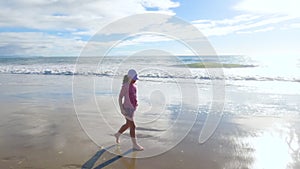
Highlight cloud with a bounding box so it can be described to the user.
[0,0,180,56]
[0,0,179,33]
[116,34,171,47]
[288,23,300,29]
[189,0,300,37]
[81,12,218,57]
[237,26,275,34]
[140,0,180,10]
[192,14,259,36]
[234,0,300,17]
[192,13,298,37]
[0,32,86,56]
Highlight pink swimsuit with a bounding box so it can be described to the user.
[120,82,138,118]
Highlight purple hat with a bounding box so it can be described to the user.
[127,69,138,80]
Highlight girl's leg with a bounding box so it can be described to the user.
[128,120,144,151]
[128,120,136,138]
[114,119,130,144]
[118,119,130,133]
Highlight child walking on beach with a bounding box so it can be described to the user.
[114,69,144,151]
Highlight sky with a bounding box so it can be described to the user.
[0,0,300,59]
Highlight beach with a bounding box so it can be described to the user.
[1,0,300,168]
[1,65,300,169]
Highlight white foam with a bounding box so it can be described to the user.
[0,64,299,83]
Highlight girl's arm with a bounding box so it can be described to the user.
[119,86,125,113]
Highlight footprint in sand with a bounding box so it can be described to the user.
[2,156,26,162]
[61,164,82,169]
[123,133,153,138]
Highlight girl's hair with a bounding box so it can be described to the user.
[123,75,129,84]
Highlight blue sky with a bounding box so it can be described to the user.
[174,0,241,20]
[0,0,299,58]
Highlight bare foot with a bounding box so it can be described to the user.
[114,133,120,144]
[133,144,144,151]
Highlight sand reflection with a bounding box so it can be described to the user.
[248,123,299,169]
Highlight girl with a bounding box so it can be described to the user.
[114,69,144,151]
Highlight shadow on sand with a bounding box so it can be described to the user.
[82,145,135,169]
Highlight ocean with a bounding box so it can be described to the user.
[0,55,299,117]
[0,55,299,83]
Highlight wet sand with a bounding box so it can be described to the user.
[1,74,300,168]
[86,115,300,169]
[1,99,300,169]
